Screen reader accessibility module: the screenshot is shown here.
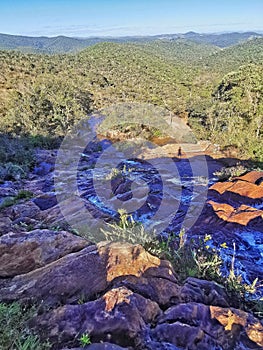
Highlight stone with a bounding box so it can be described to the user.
[210,306,263,347]
[179,277,229,307]
[33,161,54,176]
[152,302,263,350]
[209,180,263,201]
[31,287,161,349]
[0,242,176,307]
[64,344,128,350]
[207,200,263,226]
[0,229,89,277]
[4,201,41,221]
[234,171,263,185]
[33,193,58,210]
[0,186,18,197]
[0,201,42,234]
[0,215,12,236]
[0,235,262,350]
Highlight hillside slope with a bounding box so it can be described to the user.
[0,31,262,54]
[0,38,262,160]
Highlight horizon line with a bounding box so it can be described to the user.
[0,29,263,40]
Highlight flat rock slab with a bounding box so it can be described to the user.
[210,179,263,200]
[234,171,263,185]
[207,200,263,226]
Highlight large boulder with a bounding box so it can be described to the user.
[0,237,262,350]
[151,303,263,350]
[31,286,161,349]
[0,229,89,277]
[0,242,177,307]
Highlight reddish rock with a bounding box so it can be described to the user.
[97,242,176,283]
[180,277,229,307]
[234,171,263,185]
[210,306,263,347]
[31,287,161,349]
[152,302,263,350]
[209,181,234,195]
[210,180,263,200]
[0,229,89,277]
[207,200,263,226]
[0,242,177,307]
[0,236,262,350]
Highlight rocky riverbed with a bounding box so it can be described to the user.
[0,141,263,349]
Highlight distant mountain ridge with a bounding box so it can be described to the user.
[0,31,262,53]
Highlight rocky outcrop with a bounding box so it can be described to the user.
[0,236,262,350]
[31,286,161,349]
[234,170,263,185]
[0,241,178,307]
[0,200,42,235]
[0,229,89,277]
[209,171,263,206]
[207,200,263,226]
[152,303,263,350]
[190,170,263,284]
[1,149,263,349]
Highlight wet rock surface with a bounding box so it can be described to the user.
[191,170,263,284]
[0,147,263,349]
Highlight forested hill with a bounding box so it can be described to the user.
[0,31,262,53]
[0,36,262,161]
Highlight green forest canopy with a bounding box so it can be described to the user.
[0,37,262,160]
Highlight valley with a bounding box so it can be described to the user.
[0,31,262,350]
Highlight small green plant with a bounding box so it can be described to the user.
[0,197,17,209]
[14,221,35,232]
[213,164,248,181]
[0,162,27,181]
[152,128,163,137]
[16,190,34,200]
[79,333,91,347]
[192,248,222,280]
[223,242,261,308]
[105,167,121,180]
[0,190,34,210]
[118,208,134,229]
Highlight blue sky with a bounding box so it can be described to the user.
[0,0,262,37]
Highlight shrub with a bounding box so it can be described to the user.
[213,164,248,181]
[16,190,34,200]
[0,134,35,169]
[0,302,50,350]
[0,163,27,181]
